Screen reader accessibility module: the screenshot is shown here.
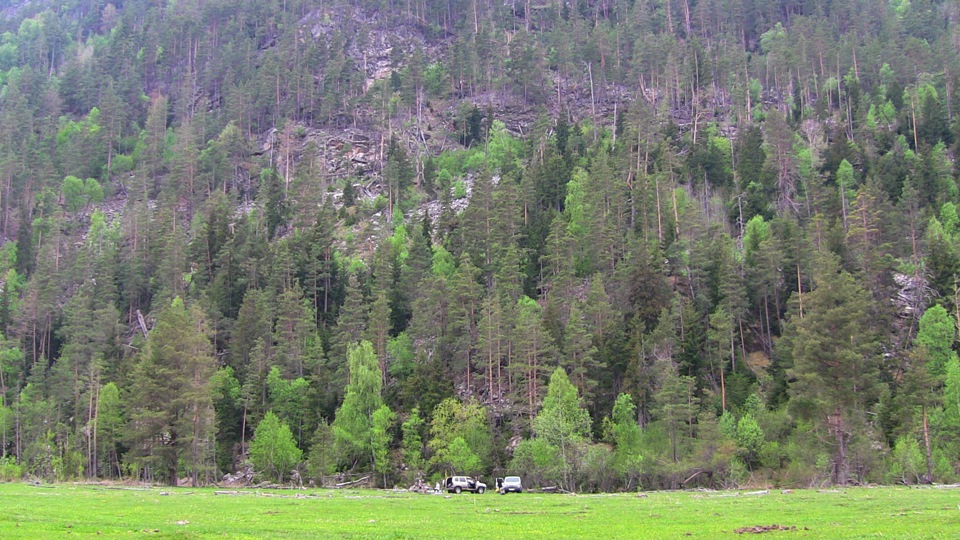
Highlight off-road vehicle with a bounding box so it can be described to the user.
[497,476,523,494]
[442,476,486,494]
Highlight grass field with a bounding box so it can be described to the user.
[1,482,958,539]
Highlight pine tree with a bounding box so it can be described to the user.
[401,408,425,479]
[900,304,960,483]
[477,295,507,402]
[125,297,217,486]
[784,253,882,485]
[656,367,699,465]
[511,296,555,418]
[561,303,599,407]
[332,272,369,366]
[49,212,120,477]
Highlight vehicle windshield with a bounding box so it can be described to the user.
[505,476,521,482]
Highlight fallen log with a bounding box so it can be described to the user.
[335,476,370,488]
[539,486,574,494]
[135,310,149,337]
[683,470,707,485]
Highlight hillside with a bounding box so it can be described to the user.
[0,0,959,490]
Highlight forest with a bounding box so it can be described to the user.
[0,0,958,491]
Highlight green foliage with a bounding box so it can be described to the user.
[784,254,882,484]
[401,408,425,475]
[887,435,925,484]
[428,398,492,475]
[371,405,395,486]
[84,178,104,205]
[125,297,216,486]
[485,120,523,173]
[735,413,765,464]
[923,217,959,302]
[443,436,481,474]
[0,42,17,71]
[0,330,24,403]
[942,357,960,435]
[531,368,591,490]
[836,159,856,201]
[0,456,22,481]
[719,410,737,439]
[306,420,335,483]
[431,245,456,278]
[1,0,959,492]
[5,484,960,537]
[453,180,467,199]
[433,148,485,178]
[251,411,303,483]
[604,393,643,485]
[387,332,415,378]
[266,367,309,445]
[533,368,592,446]
[61,175,85,212]
[331,341,385,470]
[423,63,447,97]
[915,304,957,377]
[510,438,562,487]
[96,382,124,479]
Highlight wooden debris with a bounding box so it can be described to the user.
[335,476,370,488]
[539,486,574,494]
[735,525,797,534]
[135,310,149,337]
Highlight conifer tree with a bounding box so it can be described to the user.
[784,254,882,485]
[126,297,217,486]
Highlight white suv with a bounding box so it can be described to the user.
[442,476,486,494]
[498,476,523,494]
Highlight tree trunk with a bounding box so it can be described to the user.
[720,360,726,412]
[87,379,97,478]
[192,402,201,487]
[922,404,933,484]
[168,451,179,486]
[832,411,847,485]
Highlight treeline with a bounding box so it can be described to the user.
[0,0,959,490]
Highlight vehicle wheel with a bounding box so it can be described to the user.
[454,486,462,494]
[477,487,485,494]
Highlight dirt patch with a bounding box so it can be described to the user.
[734,524,799,534]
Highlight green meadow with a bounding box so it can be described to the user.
[1,483,958,539]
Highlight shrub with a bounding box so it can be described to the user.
[0,456,23,481]
[453,180,467,199]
